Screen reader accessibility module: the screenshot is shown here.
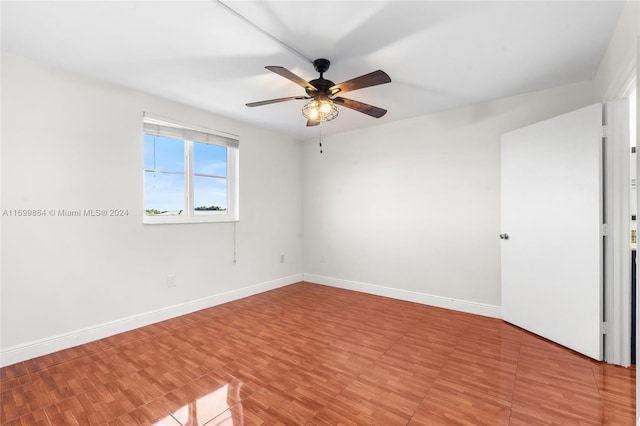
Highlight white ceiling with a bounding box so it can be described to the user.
[1,1,626,140]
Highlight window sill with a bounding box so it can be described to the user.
[143,214,238,225]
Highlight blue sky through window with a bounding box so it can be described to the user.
[144,171,184,213]
[194,142,227,177]
[144,134,184,172]
[144,134,228,214]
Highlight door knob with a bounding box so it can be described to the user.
[499,233,509,240]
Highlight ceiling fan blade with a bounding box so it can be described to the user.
[265,66,317,92]
[306,120,320,127]
[329,70,391,95]
[333,97,387,118]
[246,96,309,107]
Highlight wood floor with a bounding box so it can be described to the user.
[1,282,635,425]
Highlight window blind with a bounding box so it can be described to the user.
[143,114,239,149]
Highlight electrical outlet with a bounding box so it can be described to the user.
[280,254,285,263]
[167,275,176,288]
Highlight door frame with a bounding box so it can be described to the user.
[635,38,639,424]
[604,98,632,367]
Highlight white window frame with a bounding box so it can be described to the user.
[143,114,239,224]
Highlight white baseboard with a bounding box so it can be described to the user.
[303,274,501,319]
[0,274,303,367]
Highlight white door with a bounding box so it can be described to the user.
[501,103,603,360]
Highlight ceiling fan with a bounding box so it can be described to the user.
[246,58,391,127]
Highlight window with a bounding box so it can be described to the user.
[143,114,239,224]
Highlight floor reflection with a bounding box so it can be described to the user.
[169,378,243,426]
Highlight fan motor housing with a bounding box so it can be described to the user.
[307,78,335,97]
[307,58,334,97]
[313,58,331,74]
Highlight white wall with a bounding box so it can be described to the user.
[0,53,303,365]
[302,81,594,316]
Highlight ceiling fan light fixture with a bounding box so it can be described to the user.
[248,59,390,126]
[302,98,338,122]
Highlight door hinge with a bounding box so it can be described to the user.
[602,125,608,138]
[601,224,608,236]
[600,322,608,335]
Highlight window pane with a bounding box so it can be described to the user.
[194,176,227,214]
[144,171,185,215]
[193,142,227,177]
[144,134,184,172]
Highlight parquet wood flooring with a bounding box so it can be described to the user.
[1,282,635,425]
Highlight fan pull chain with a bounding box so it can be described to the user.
[319,124,323,154]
